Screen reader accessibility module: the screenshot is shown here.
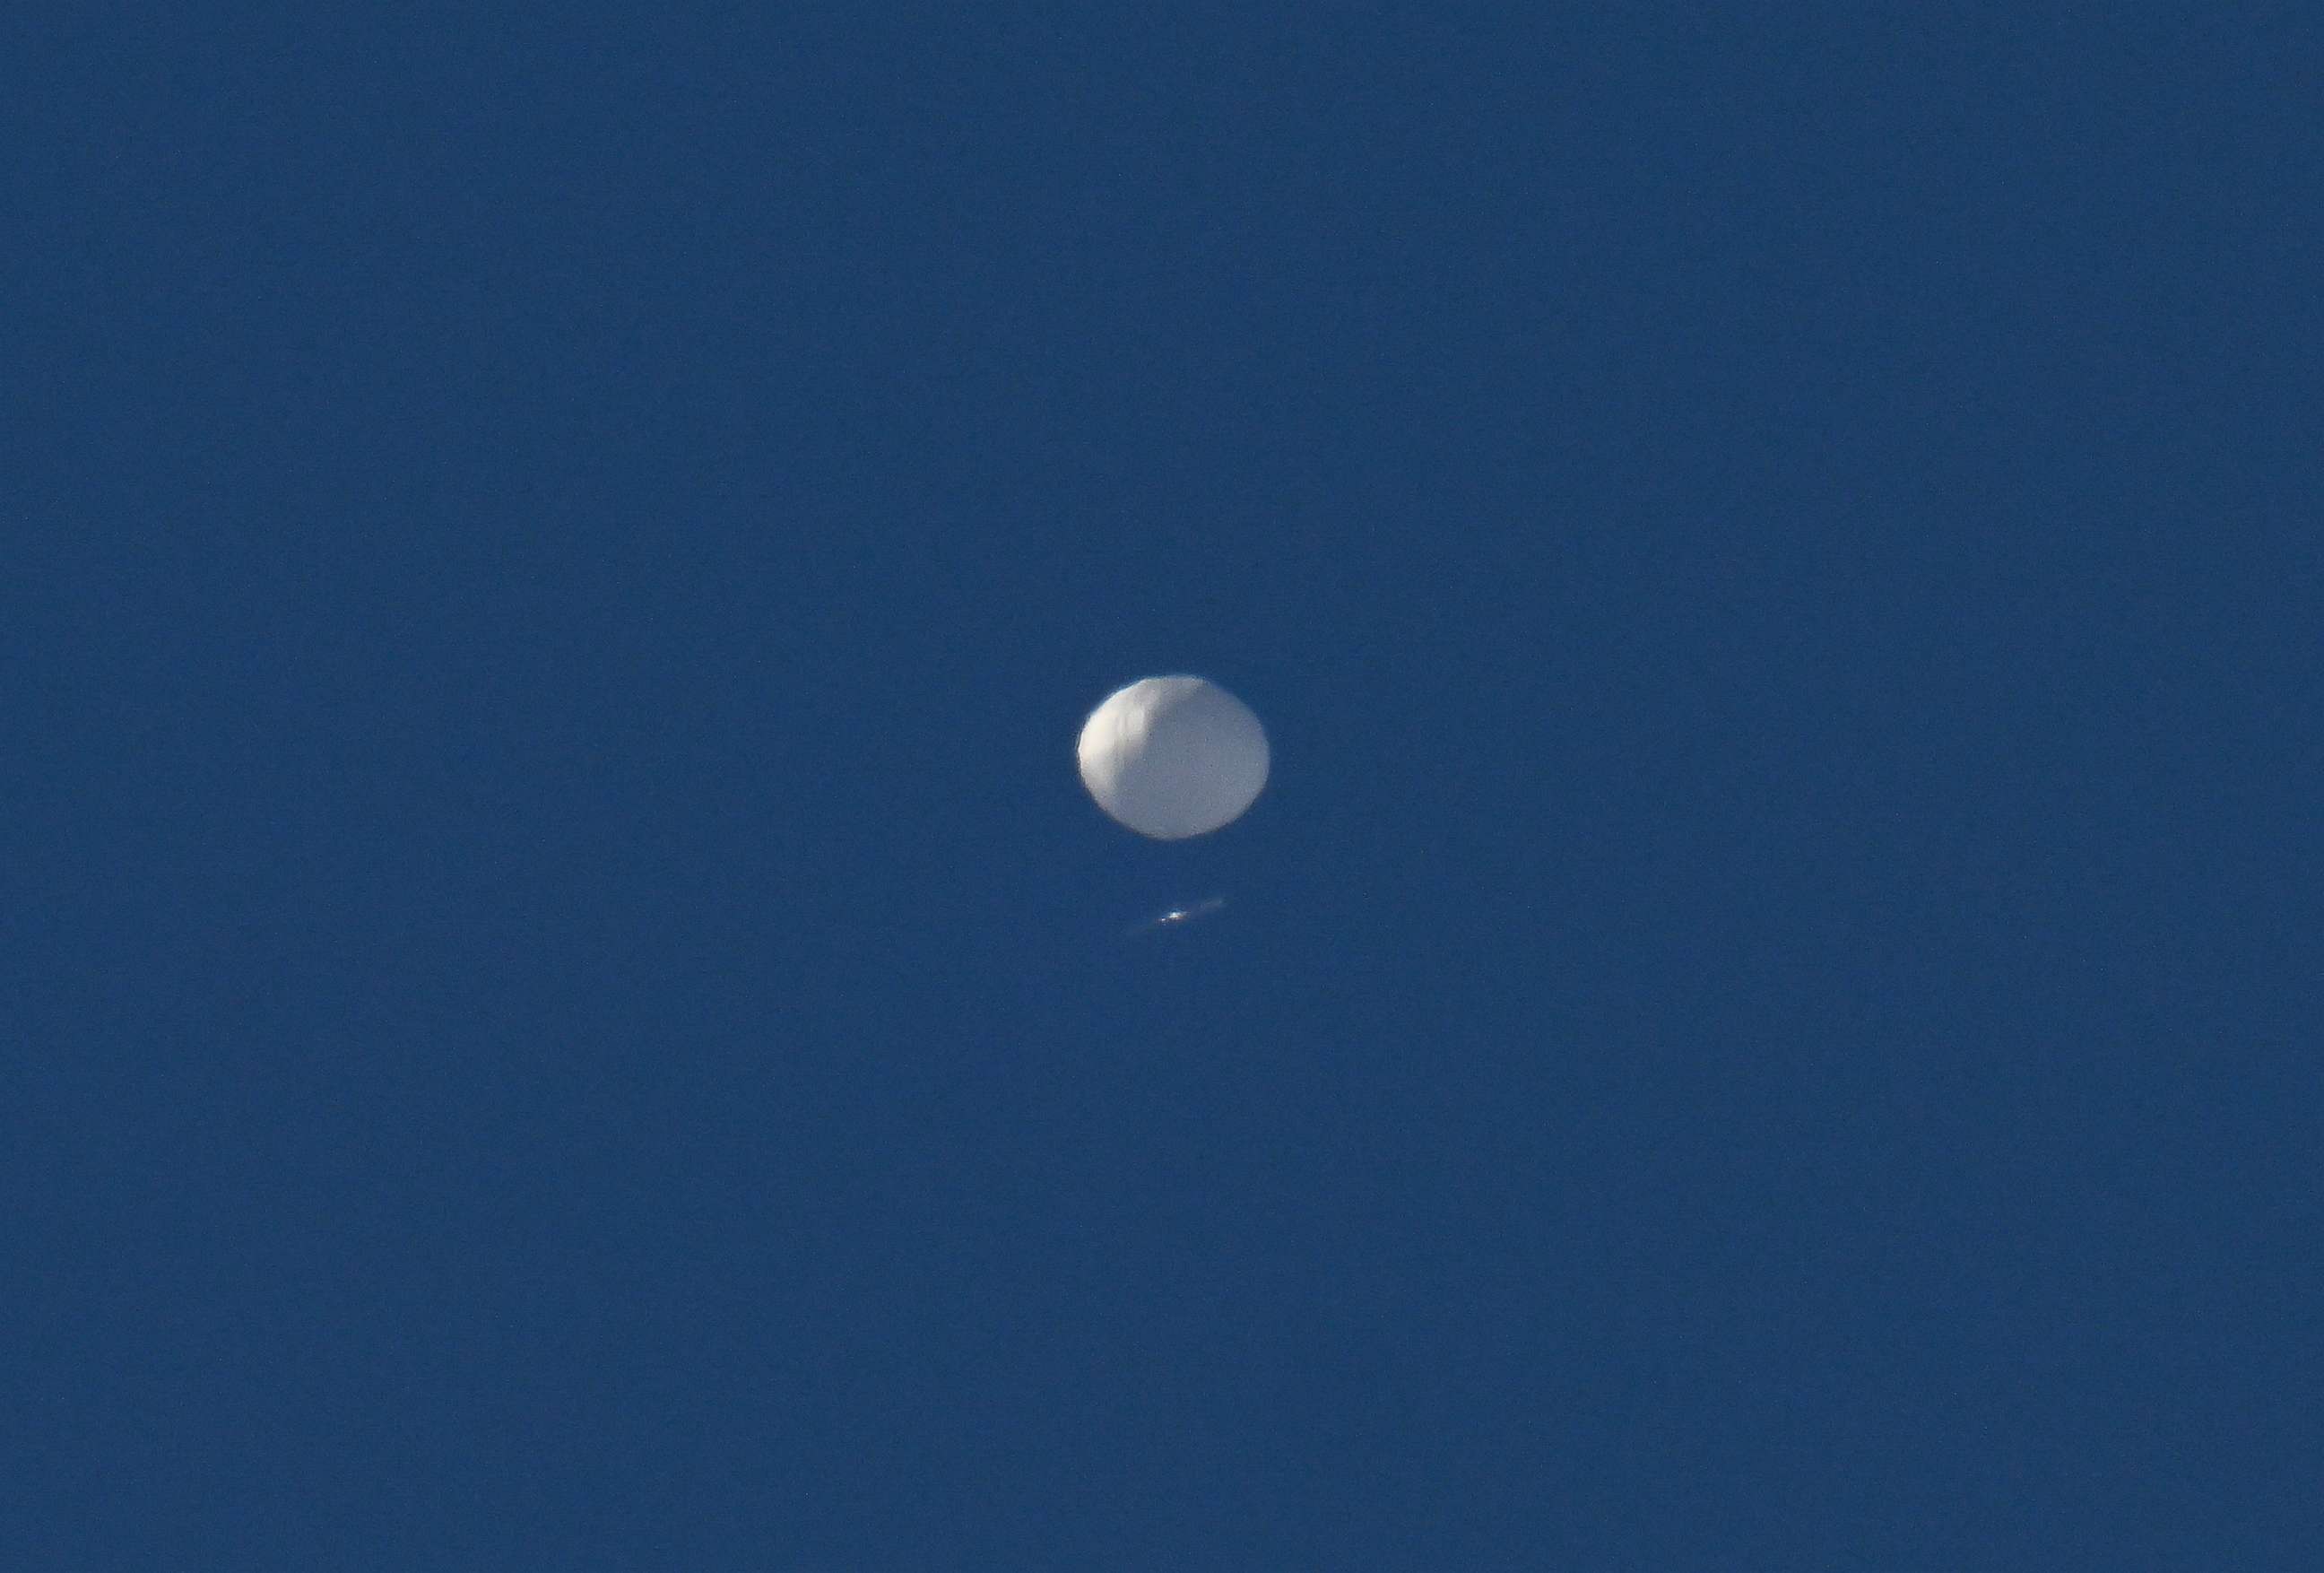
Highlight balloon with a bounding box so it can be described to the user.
[1077,676,1270,839]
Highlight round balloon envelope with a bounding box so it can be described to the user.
[1077,676,1270,839]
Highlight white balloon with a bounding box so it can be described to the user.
[1077,676,1270,839]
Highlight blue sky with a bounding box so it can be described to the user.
[9,4,2319,1567]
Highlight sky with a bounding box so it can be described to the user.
[7,3,2320,1567]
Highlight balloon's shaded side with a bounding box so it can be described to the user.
[1077,675,1269,839]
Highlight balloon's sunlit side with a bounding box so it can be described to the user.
[1077,676,1270,839]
